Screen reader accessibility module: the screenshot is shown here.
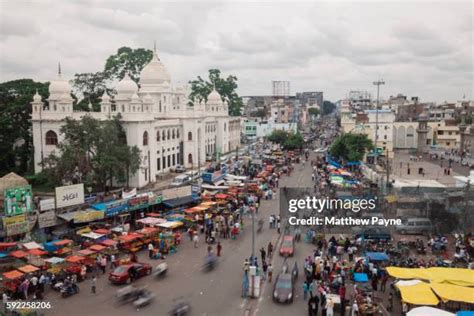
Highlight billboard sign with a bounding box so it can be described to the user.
[3,214,29,236]
[105,200,128,217]
[55,184,85,208]
[122,188,137,200]
[4,185,33,216]
[127,195,149,211]
[38,211,58,228]
[39,198,55,211]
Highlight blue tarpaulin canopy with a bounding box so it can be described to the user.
[163,196,199,208]
[0,253,8,258]
[353,273,369,282]
[457,312,474,316]
[366,252,389,261]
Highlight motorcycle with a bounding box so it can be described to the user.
[202,255,218,272]
[168,300,191,316]
[291,262,298,280]
[133,289,155,308]
[154,262,168,278]
[61,283,79,298]
[116,285,146,305]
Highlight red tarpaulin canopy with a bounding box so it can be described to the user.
[146,212,161,217]
[118,233,143,242]
[66,256,84,263]
[9,250,28,258]
[0,242,17,250]
[54,239,73,246]
[2,270,24,280]
[138,227,158,235]
[101,239,117,246]
[215,193,229,200]
[18,265,40,273]
[94,229,110,235]
[78,249,95,256]
[28,249,47,256]
[89,244,106,252]
[184,208,201,214]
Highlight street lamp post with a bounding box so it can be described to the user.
[373,80,385,158]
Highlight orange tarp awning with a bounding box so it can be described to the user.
[101,239,117,246]
[146,212,161,217]
[3,270,24,280]
[89,244,106,252]
[9,250,29,258]
[215,193,229,199]
[28,249,47,256]
[118,233,143,242]
[94,229,109,235]
[54,239,73,246]
[138,227,158,235]
[66,256,85,263]
[78,249,96,256]
[18,265,40,273]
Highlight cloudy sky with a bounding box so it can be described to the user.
[0,0,472,102]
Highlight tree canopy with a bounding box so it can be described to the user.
[268,130,304,150]
[308,107,320,117]
[188,69,243,116]
[329,133,374,162]
[41,115,141,190]
[104,47,154,85]
[0,79,49,177]
[322,100,336,115]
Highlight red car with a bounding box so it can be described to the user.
[279,235,295,257]
[108,263,152,284]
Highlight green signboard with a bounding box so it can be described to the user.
[4,185,33,216]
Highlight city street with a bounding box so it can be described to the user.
[46,157,312,316]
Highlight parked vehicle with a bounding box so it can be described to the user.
[170,175,192,187]
[154,262,168,278]
[354,226,391,241]
[396,218,433,235]
[173,165,186,173]
[279,235,295,257]
[109,263,152,285]
[273,273,294,303]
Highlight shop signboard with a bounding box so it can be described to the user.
[127,195,149,211]
[4,185,33,216]
[149,194,163,206]
[122,188,137,199]
[38,210,58,228]
[162,186,192,200]
[201,166,227,184]
[3,214,29,236]
[74,210,105,224]
[84,195,97,205]
[39,198,55,211]
[55,184,85,208]
[105,200,128,217]
[191,184,201,199]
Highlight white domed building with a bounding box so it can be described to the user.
[31,48,241,188]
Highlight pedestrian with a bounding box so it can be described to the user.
[326,297,334,316]
[110,254,116,269]
[2,292,9,314]
[262,261,268,280]
[303,280,309,300]
[260,247,266,263]
[380,273,388,292]
[100,256,107,274]
[217,242,222,257]
[268,242,273,258]
[91,276,97,294]
[308,293,319,316]
[268,263,273,282]
[269,215,274,229]
[351,300,359,316]
[277,221,281,234]
[387,292,394,311]
[402,302,408,315]
[148,243,154,259]
[193,234,199,248]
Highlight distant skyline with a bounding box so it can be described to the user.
[0,0,472,103]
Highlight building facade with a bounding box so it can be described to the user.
[31,49,240,188]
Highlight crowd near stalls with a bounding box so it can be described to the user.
[0,141,289,307]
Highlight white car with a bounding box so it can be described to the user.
[170,175,191,187]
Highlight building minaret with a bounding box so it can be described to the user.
[459,111,468,154]
[416,110,429,154]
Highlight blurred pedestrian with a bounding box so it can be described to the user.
[91,276,96,294]
[217,242,222,257]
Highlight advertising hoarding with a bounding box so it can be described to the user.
[39,198,55,211]
[3,185,33,216]
[55,184,85,208]
[38,211,58,228]
[3,214,29,236]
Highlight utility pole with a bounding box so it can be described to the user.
[373,80,385,159]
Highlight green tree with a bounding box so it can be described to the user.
[41,115,141,190]
[267,130,288,145]
[104,47,153,85]
[322,100,336,115]
[308,108,320,117]
[71,72,111,111]
[0,79,49,177]
[283,132,305,150]
[254,109,267,118]
[329,133,374,162]
[188,69,243,116]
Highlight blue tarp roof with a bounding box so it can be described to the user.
[353,273,369,282]
[0,253,8,258]
[366,252,389,261]
[163,196,199,208]
[457,312,474,316]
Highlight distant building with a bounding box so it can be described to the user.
[241,118,297,138]
[296,92,323,108]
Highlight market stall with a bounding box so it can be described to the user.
[118,233,144,252]
[2,270,24,293]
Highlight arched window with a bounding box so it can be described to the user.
[167,129,170,140]
[162,130,166,140]
[111,104,116,112]
[172,129,175,139]
[177,129,180,138]
[122,105,125,112]
[224,123,227,131]
[188,154,193,164]
[188,131,192,141]
[45,130,58,145]
[143,131,149,146]
[156,130,161,142]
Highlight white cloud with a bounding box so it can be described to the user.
[0,0,472,102]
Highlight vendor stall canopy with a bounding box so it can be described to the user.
[407,307,455,316]
[387,267,474,286]
[365,252,389,261]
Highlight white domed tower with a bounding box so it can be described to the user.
[100,91,111,113]
[115,73,138,113]
[206,87,224,115]
[48,63,73,113]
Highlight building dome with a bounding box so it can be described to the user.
[49,73,71,97]
[116,73,138,96]
[140,52,171,85]
[131,92,140,103]
[33,90,42,103]
[101,91,110,103]
[207,88,222,104]
[143,94,153,103]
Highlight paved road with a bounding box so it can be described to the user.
[45,157,311,316]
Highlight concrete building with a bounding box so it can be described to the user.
[427,120,460,150]
[241,118,297,138]
[295,92,323,108]
[31,48,240,188]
